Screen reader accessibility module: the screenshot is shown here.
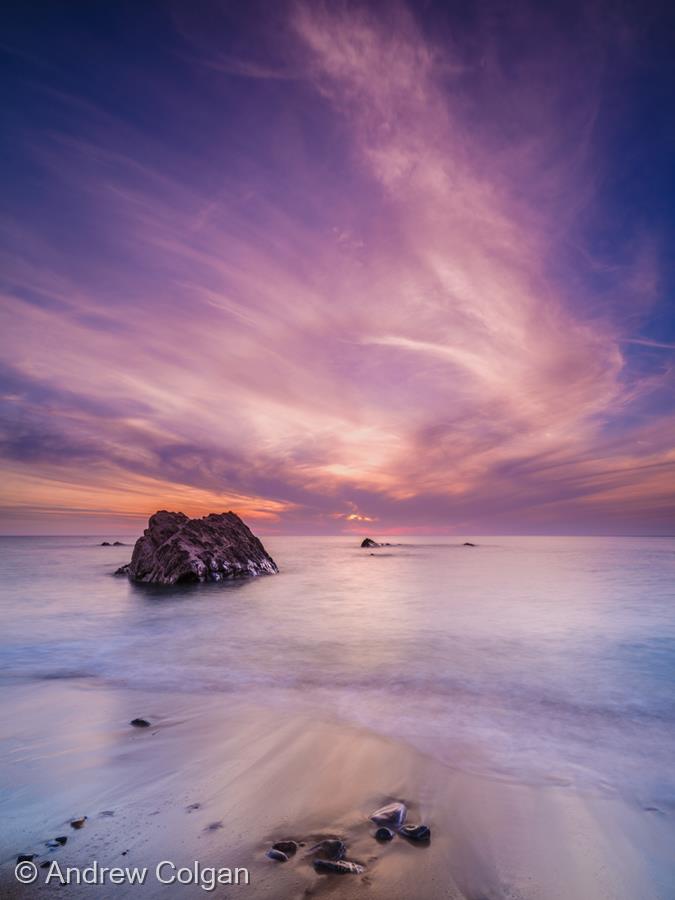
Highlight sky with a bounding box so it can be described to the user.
[1,0,674,536]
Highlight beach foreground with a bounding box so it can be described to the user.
[1,680,672,900]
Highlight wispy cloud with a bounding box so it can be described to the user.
[0,0,672,533]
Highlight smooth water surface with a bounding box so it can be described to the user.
[1,535,674,805]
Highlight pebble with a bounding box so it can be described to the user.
[70,817,87,829]
[400,823,431,842]
[17,854,35,863]
[266,848,288,862]
[45,837,68,849]
[130,718,151,728]
[370,802,407,829]
[309,839,346,860]
[314,859,364,875]
[272,840,298,856]
[375,826,394,841]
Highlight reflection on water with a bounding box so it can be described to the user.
[0,535,674,802]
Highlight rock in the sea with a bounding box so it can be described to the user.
[361,538,380,548]
[17,854,35,863]
[400,823,430,842]
[314,859,364,875]
[130,718,151,728]
[463,542,476,547]
[374,826,394,841]
[113,541,125,546]
[370,801,407,829]
[114,564,130,576]
[266,849,288,862]
[45,836,68,849]
[272,840,298,856]
[70,817,87,829]
[309,839,346,860]
[100,541,111,546]
[120,511,278,585]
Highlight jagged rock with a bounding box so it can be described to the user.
[314,859,364,875]
[361,538,380,548]
[119,511,278,585]
[370,801,407,829]
[114,564,130,576]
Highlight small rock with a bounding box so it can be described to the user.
[309,839,346,860]
[17,854,35,863]
[272,840,298,856]
[266,848,288,862]
[130,718,151,728]
[45,836,68,849]
[370,801,407,829]
[314,859,364,875]
[361,538,380,548]
[100,541,111,546]
[113,541,125,546]
[114,564,130,576]
[400,823,430,842]
[70,817,87,829]
[374,826,394,841]
[463,542,476,547]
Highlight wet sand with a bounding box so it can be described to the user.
[1,680,672,899]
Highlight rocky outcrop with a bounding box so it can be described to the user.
[361,538,380,548]
[119,511,278,585]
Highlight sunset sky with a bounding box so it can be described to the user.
[1,0,674,535]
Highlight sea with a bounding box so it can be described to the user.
[1,534,674,809]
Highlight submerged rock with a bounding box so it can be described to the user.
[463,542,476,547]
[361,538,380,548]
[400,823,430,842]
[17,854,35,863]
[100,541,111,546]
[314,859,364,875]
[266,849,288,862]
[370,802,407,829]
[130,718,151,728]
[113,541,124,546]
[119,511,278,585]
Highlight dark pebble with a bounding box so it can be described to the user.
[375,826,394,841]
[400,823,430,842]
[370,801,407,829]
[130,718,151,728]
[314,859,364,875]
[17,854,35,863]
[272,840,298,856]
[309,839,346,860]
[70,817,87,829]
[266,848,288,862]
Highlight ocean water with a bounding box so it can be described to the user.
[1,534,674,808]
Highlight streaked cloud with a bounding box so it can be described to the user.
[0,0,672,533]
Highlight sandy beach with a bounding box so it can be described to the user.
[2,678,672,900]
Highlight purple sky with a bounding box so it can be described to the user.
[1,1,675,535]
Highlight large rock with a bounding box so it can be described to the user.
[121,511,278,585]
